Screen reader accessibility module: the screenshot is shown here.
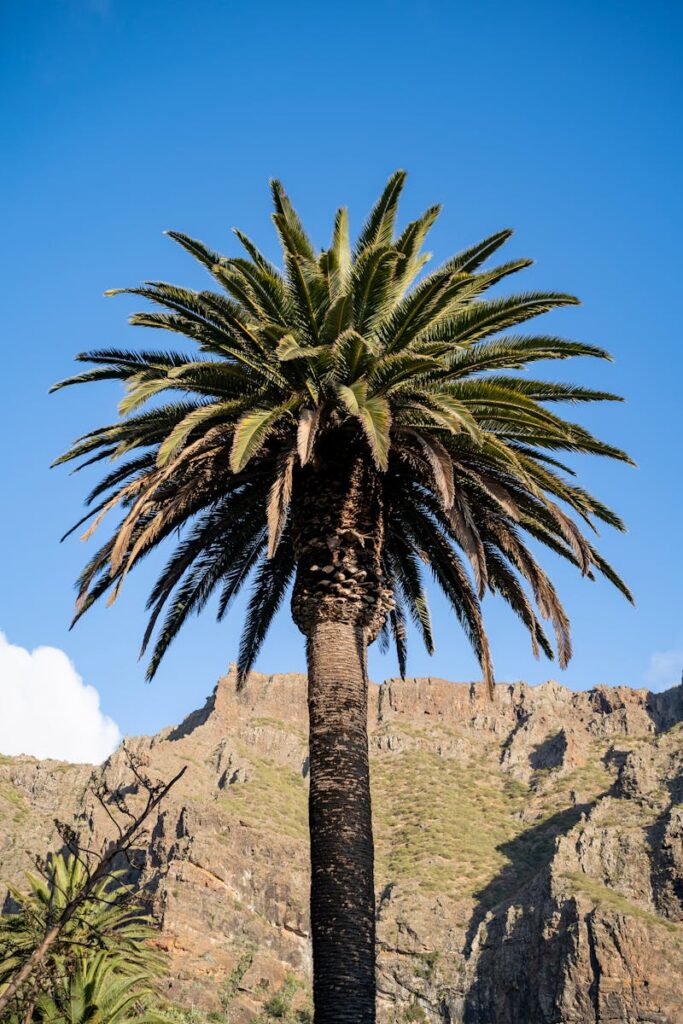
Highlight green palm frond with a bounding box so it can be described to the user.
[0,853,166,1011]
[33,951,165,1024]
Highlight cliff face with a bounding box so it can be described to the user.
[2,671,682,1024]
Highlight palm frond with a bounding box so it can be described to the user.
[236,533,296,687]
[355,170,407,254]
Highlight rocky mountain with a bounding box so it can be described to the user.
[2,669,683,1023]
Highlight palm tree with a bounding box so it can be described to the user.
[53,171,632,1023]
[33,952,164,1024]
[0,853,165,1012]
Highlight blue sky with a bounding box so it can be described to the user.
[1,0,682,744]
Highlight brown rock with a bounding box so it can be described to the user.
[2,675,682,1023]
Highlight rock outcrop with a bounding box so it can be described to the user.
[1,671,682,1023]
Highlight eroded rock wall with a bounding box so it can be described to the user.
[1,672,682,1023]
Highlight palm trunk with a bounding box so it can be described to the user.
[306,617,375,1023]
[291,439,387,1024]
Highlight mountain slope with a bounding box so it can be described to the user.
[2,671,682,1023]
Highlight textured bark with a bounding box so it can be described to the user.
[307,618,376,1024]
[291,439,390,641]
[291,438,384,1023]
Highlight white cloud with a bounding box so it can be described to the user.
[644,649,683,690]
[0,632,121,764]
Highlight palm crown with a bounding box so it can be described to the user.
[53,171,632,688]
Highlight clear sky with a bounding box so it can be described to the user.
[1,0,682,749]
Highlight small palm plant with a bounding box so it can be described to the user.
[0,853,165,1010]
[53,172,632,1022]
[33,952,164,1024]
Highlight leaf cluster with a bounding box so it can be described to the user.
[0,853,166,1024]
[53,172,632,686]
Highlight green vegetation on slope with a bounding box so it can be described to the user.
[370,732,617,905]
[219,755,308,841]
[372,750,528,897]
[217,726,619,909]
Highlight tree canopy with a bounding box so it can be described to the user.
[53,171,632,686]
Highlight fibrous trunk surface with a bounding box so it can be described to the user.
[292,440,383,1023]
[307,618,376,1024]
[291,440,389,641]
